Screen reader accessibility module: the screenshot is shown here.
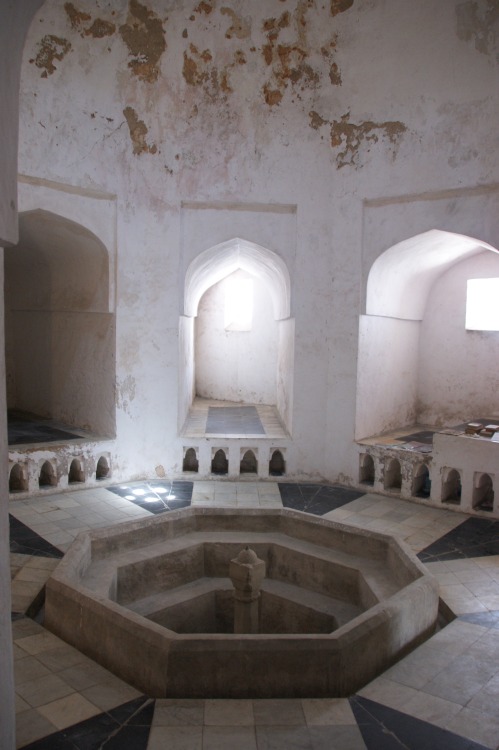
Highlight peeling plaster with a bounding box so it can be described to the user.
[330,0,354,17]
[221,7,251,39]
[119,0,166,83]
[183,43,212,86]
[64,3,115,39]
[309,111,407,167]
[194,1,214,15]
[123,107,157,155]
[261,5,339,106]
[30,34,72,77]
[456,0,499,58]
[182,43,233,97]
[116,374,136,416]
[85,19,116,38]
[64,2,90,29]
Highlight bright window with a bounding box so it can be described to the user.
[224,276,253,331]
[466,278,499,331]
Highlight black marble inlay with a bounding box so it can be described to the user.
[9,515,64,558]
[350,695,489,750]
[458,610,499,630]
[395,430,435,445]
[418,517,499,563]
[107,481,193,515]
[279,483,366,516]
[206,406,265,435]
[8,411,83,446]
[20,697,153,750]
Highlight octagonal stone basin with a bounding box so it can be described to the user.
[44,507,439,698]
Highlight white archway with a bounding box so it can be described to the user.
[356,229,499,439]
[184,237,291,320]
[366,229,499,320]
[179,238,294,433]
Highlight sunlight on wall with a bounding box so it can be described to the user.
[225,276,253,331]
[466,278,499,331]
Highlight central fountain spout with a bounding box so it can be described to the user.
[229,546,266,634]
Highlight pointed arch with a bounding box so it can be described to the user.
[184,237,291,320]
[366,229,499,320]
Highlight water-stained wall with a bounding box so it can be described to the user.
[17,0,499,481]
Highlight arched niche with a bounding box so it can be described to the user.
[179,238,294,434]
[7,209,110,313]
[5,209,116,438]
[356,230,499,440]
[184,237,290,321]
[365,229,498,321]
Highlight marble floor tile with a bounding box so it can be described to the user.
[15,708,58,749]
[14,655,51,685]
[9,481,499,749]
[36,692,102,730]
[308,724,367,750]
[204,699,254,726]
[16,673,75,708]
[204,725,257,750]
[16,630,66,656]
[357,676,420,711]
[152,699,205,726]
[79,679,142,712]
[147,725,203,750]
[253,699,305,726]
[399,690,462,727]
[446,706,499,748]
[301,698,356,726]
[255,725,313,750]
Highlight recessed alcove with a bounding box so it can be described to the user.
[179,239,294,447]
[269,449,286,476]
[96,456,110,481]
[473,472,494,513]
[183,447,199,473]
[5,209,115,443]
[240,449,257,475]
[384,458,402,491]
[442,468,462,505]
[355,229,499,513]
[359,453,375,486]
[68,458,85,484]
[39,460,56,489]
[211,449,228,475]
[412,464,431,499]
[9,463,28,493]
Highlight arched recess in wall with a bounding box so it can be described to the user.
[356,229,499,440]
[4,209,116,438]
[179,238,294,433]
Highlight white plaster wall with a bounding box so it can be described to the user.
[356,316,420,440]
[16,0,499,483]
[195,270,278,404]
[4,204,116,436]
[7,311,115,435]
[277,318,295,434]
[417,251,499,426]
[178,315,195,431]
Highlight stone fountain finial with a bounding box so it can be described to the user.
[229,546,266,634]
